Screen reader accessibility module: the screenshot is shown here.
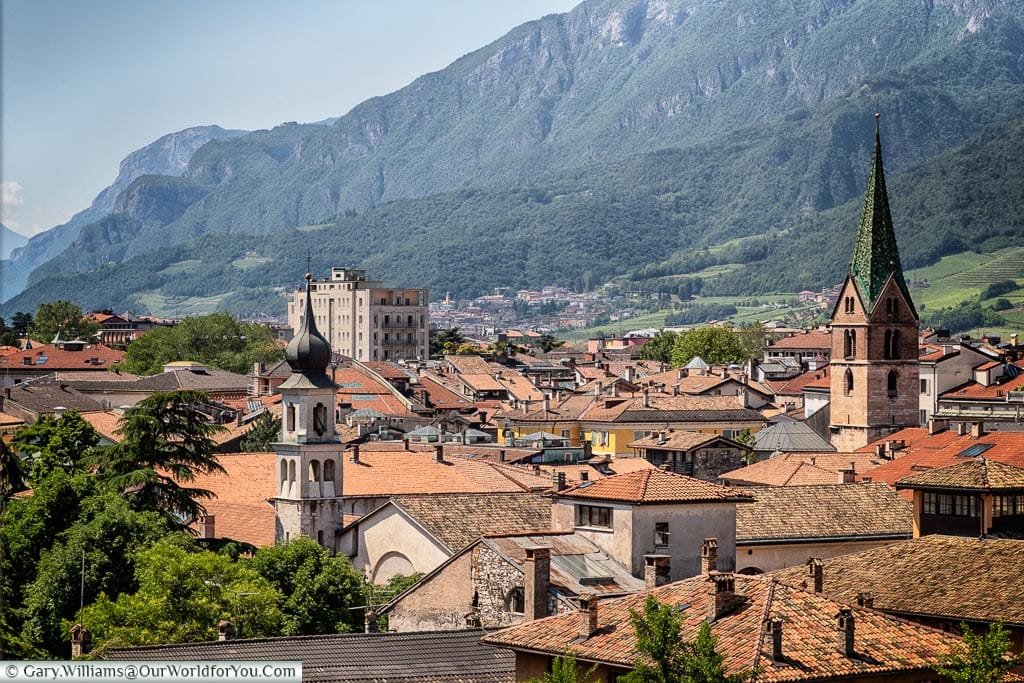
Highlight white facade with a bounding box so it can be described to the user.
[287,268,429,362]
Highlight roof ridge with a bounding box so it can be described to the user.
[750,576,777,674]
[639,469,652,499]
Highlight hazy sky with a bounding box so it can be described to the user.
[1,0,579,237]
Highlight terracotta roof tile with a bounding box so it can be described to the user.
[895,457,1024,491]
[735,484,912,543]
[483,573,960,681]
[558,469,752,505]
[772,535,1024,627]
[627,430,739,451]
[939,379,1024,400]
[580,395,766,424]
[393,493,552,551]
[721,453,884,486]
[2,342,124,371]
[768,330,832,350]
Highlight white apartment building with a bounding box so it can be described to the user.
[287,268,429,362]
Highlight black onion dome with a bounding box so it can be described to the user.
[285,274,332,375]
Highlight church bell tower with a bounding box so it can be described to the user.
[829,114,920,451]
[273,272,343,549]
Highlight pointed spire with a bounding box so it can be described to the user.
[284,272,333,377]
[848,112,914,314]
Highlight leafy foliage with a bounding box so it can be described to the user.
[923,300,1005,335]
[430,328,465,358]
[528,654,598,683]
[86,390,225,520]
[240,411,281,452]
[980,280,1019,300]
[935,622,1020,683]
[664,305,738,326]
[639,330,679,364]
[12,410,100,484]
[671,327,749,367]
[28,301,99,342]
[120,312,282,376]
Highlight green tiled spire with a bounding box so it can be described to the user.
[849,113,914,315]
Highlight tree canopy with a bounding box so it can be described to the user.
[935,622,1020,683]
[29,301,99,343]
[120,312,282,376]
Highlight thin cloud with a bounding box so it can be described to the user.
[1,180,25,208]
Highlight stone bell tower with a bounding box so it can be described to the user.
[829,114,920,451]
[273,273,343,549]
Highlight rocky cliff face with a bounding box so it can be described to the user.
[1,125,246,302]
[0,224,27,261]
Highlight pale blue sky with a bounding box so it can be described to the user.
[1,0,579,236]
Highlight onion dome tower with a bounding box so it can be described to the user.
[273,273,343,549]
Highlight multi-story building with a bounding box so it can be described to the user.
[287,268,428,362]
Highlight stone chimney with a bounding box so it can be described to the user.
[499,449,506,463]
[350,444,360,464]
[365,610,379,633]
[971,421,984,438]
[766,617,783,662]
[837,465,856,484]
[552,471,567,492]
[403,437,411,451]
[928,418,948,435]
[198,515,216,539]
[644,554,671,589]
[706,573,743,622]
[642,388,650,408]
[956,421,970,436]
[836,608,855,657]
[807,558,823,593]
[235,410,244,427]
[70,624,92,657]
[577,593,599,640]
[434,444,444,463]
[701,538,718,575]
[524,546,551,621]
[856,592,874,608]
[218,620,235,641]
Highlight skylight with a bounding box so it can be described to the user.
[958,443,994,458]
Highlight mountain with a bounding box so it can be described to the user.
[11,0,1024,312]
[0,125,247,302]
[0,224,28,261]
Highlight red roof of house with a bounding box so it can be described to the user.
[557,469,751,504]
[3,342,124,371]
[768,330,831,350]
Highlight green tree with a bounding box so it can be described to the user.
[249,537,365,635]
[734,323,767,362]
[10,312,33,337]
[81,536,284,650]
[430,328,465,357]
[488,340,511,360]
[120,312,282,376]
[0,317,19,347]
[529,654,598,683]
[538,334,564,353]
[18,493,172,656]
[935,622,1020,683]
[29,301,100,342]
[87,390,225,520]
[0,437,24,504]
[623,596,754,683]
[671,327,744,367]
[639,330,679,364]
[12,410,101,484]
[240,412,281,452]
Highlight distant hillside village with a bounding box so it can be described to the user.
[3,126,1024,681]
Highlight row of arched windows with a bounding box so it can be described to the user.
[842,369,900,397]
[842,328,902,359]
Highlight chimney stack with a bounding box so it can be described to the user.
[553,471,567,492]
[524,546,551,621]
[642,388,650,408]
[577,593,599,640]
[499,449,506,463]
[70,624,92,657]
[928,418,948,435]
[971,421,984,438]
[365,610,379,633]
[218,620,235,641]
[434,444,444,463]
[807,558,823,593]
[199,515,216,539]
[235,410,244,427]
[701,538,718,575]
[766,617,783,662]
[856,592,874,609]
[403,437,410,451]
[579,470,589,482]
[837,466,855,484]
[956,421,969,436]
[644,554,671,589]
[836,608,855,657]
[706,574,742,621]
[350,444,360,464]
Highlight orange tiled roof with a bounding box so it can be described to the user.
[772,535,1024,627]
[895,457,1024,491]
[579,395,765,424]
[392,493,552,551]
[483,573,960,681]
[774,366,830,395]
[939,379,1024,401]
[626,430,736,451]
[720,453,884,487]
[767,329,832,350]
[558,469,752,505]
[3,342,124,371]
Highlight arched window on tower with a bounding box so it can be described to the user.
[886,297,896,317]
[323,459,335,485]
[308,459,321,482]
[280,460,288,496]
[313,402,328,437]
[844,296,854,314]
[286,404,296,432]
[506,587,525,615]
[888,370,898,398]
[844,369,854,396]
[890,330,901,359]
[844,330,857,359]
[884,330,893,360]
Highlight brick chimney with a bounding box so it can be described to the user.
[70,624,92,657]
[642,388,650,408]
[218,620,235,641]
[524,546,551,621]
[956,421,970,436]
[836,608,855,657]
[971,421,984,438]
[434,444,444,463]
[644,554,671,589]
[928,418,948,435]
[701,538,718,575]
[552,471,567,492]
[577,593,599,640]
[198,515,216,539]
[350,444,360,464]
[807,558,823,593]
[766,617,783,661]
[856,592,874,608]
[706,573,743,622]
